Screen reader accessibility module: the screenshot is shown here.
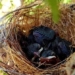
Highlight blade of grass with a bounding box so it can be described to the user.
[44,0,60,23]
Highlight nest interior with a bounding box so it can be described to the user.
[0,3,75,75]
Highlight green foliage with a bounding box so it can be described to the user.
[0,70,8,75]
[0,0,73,22]
[44,0,60,23]
[44,0,72,23]
[24,0,35,5]
[63,0,71,3]
[0,2,2,9]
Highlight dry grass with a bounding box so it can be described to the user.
[0,2,75,75]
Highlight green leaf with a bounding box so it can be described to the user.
[0,2,2,9]
[63,0,71,3]
[44,0,60,23]
[0,70,8,75]
[24,0,35,5]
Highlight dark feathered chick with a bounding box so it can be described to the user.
[33,26,56,44]
[27,43,41,59]
[57,41,71,60]
[39,49,60,64]
[51,36,71,60]
[40,49,55,57]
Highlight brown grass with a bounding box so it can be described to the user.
[0,2,75,75]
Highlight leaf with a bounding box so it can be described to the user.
[63,0,71,3]
[0,70,8,75]
[0,2,2,9]
[24,0,35,5]
[44,0,60,23]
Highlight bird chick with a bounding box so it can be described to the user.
[39,49,59,64]
[33,26,56,44]
[27,43,41,60]
[57,41,71,60]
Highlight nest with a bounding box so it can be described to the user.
[0,1,75,75]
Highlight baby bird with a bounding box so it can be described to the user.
[33,26,56,44]
[39,49,60,65]
[27,43,41,60]
[58,41,71,60]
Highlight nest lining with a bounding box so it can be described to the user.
[0,2,75,75]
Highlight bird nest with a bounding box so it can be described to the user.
[0,2,75,75]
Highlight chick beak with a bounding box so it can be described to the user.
[34,52,40,57]
[33,47,43,57]
[39,56,58,64]
[31,52,40,62]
